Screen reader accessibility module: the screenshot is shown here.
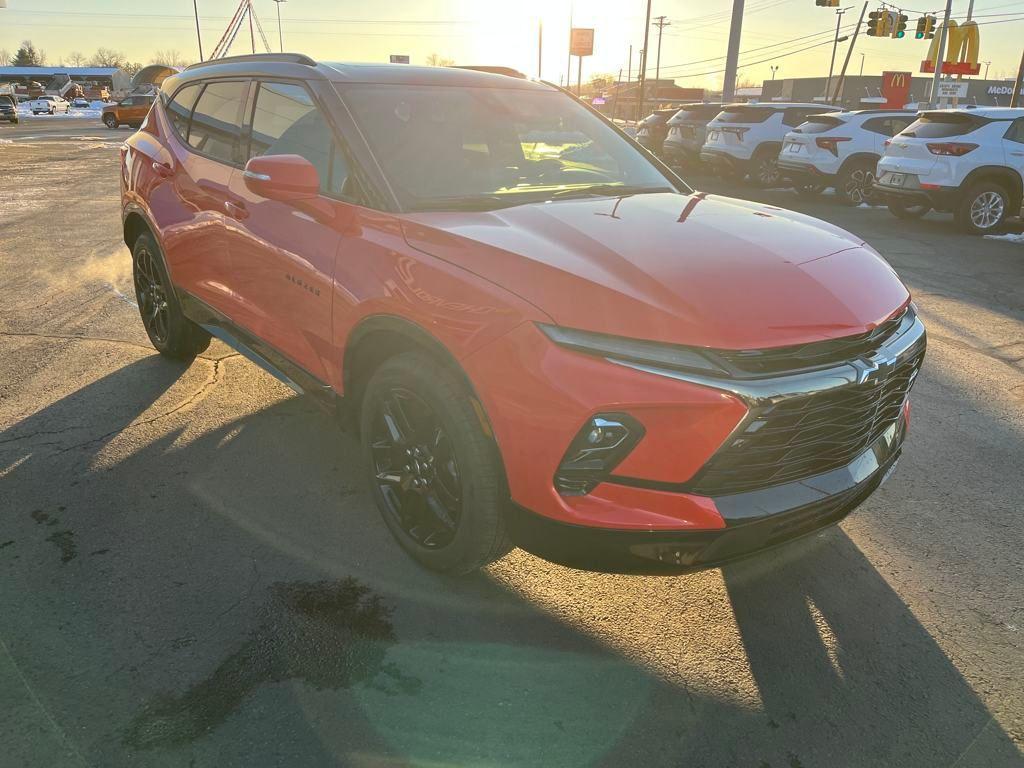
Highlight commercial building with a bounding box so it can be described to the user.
[761,74,1024,108]
[0,66,130,101]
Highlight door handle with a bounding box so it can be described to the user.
[151,161,173,178]
[224,200,249,220]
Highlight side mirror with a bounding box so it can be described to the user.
[243,154,320,202]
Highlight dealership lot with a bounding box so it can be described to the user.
[1,118,1022,767]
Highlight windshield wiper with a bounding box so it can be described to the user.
[408,194,542,212]
[549,184,674,201]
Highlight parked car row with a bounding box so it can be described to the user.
[639,101,1024,235]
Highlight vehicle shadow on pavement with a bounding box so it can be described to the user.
[0,357,1020,767]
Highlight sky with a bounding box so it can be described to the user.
[1,0,1022,90]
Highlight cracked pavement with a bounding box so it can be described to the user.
[0,119,1022,767]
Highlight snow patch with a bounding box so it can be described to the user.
[983,232,1024,244]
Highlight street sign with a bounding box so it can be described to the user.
[937,81,968,98]
[592,96,606,105]
[389,55,410,64]
[570,28,595,57]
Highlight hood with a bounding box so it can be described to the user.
[401,192,910,350]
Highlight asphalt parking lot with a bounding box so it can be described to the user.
[1,116,1022,768]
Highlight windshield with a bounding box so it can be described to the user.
[339,84,679,211]
[901,113,984,138]
[716,107,773,124]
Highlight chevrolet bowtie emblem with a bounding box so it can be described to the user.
[851,358,880,384]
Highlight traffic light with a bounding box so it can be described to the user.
[866,9,891,37]
[815,0,840,6]
[892,13,908,38]
[915,15,936,39]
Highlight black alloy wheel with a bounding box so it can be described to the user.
[360,352,512,574]
[370,387,463,550]
[134,242,171,346]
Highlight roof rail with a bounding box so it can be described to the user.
[184,53,316,71]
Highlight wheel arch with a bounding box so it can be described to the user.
[837,152,881,176]
[342,315,495,438]
[961,165,1024,210]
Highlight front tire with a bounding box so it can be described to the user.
[103,114,118,129]
[360,352,512,574]
[955,181,1010,235]
[132,233,210,360]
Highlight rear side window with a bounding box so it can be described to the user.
[1004,118,1024,144]
[717,107,773,124]
[188,80,248,165]
[901,114,984,138]
[783,108,826,127]
[248,81,349,197]
[166,83,202,143]
[794,116,844,134]
[863,116,914,136]
[680,104,725,121]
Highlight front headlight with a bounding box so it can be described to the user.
[537,323,728,376]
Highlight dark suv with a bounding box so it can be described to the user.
[0,94,18,124]
[121,54,924,574]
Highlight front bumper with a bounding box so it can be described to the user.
[508,423,904,573]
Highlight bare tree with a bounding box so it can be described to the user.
[0,49,10,67]
[425,53,455,67]
[153,49,188,68]
[68,51,87,66]
[88,47,127,68]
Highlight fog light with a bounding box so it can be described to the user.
[554,414,645,496]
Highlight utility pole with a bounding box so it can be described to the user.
[611,67,623,119]
[273,0,286,53]
[538,20,543,79]
[1011,48,1024,108]
[652,15,671,90]
[627,45,633,85]
[722,0,746,103]
[566,2,573,96]
[193,0,204,61]
[826,7,850,104]
[637,0,653,120]
[830,2,867,104]
[929,0,953,107]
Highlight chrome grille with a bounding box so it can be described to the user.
[688,327,925,497]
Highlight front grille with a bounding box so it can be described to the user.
[689,335,925,497]
[713,308,909,377]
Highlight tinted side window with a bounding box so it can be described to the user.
[1004,118,1024,144]
[166,84,202,143]
[188,80,248,164]
[783,108,820,127]
[249,81,349,197]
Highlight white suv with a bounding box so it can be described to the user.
[700,102,842,187]
[875,107,1024,234]
[778,110,916,204]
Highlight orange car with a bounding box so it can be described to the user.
[102,94,155,129]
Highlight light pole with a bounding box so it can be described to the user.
[983,60,991,80]
[826,7,852,103]
[722,0,745,103]
[273,0,287,53]
[859,52,865,76]
[770,65,780,80]
[193,0,204,62]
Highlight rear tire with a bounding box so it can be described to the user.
[360,352,512,574]
[837,159,879,206]
[132,232,211,360]
[750,146,782,188]
[887,199,931,220]
[955,181,1010,235]
[793,182,825,197]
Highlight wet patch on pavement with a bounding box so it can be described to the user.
[123,578,420,750]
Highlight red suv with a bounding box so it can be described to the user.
[121,54,926,574]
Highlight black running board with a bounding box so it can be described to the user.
[178,291,341,415]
